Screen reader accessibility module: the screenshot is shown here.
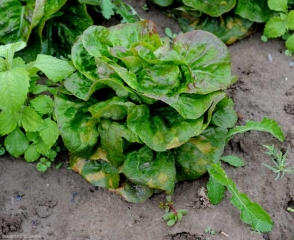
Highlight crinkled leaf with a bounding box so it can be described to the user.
[39,118,59,148]
[4,127,29,157]
[34,54,75,82]
[30,95,54,115]
[172,31,232,94]
[122,146,176,194]
[211,98,238,128]
[101,0,115,19]
[98,119,141,167]
[207,176,225,204]
[183,0,236,17]
[264,17,287,38]
[221,155,245,167]
[234,0,273,22]
[175,10,255,45]
[127,105,204,151]
[41,1,93,58]
[0,111,18,135]
[21,106,45,132]
[110,181,153,203]
[227,117,285,142]
[24,144,40,162]
[0,68,30,111]
[208,163,273,232]
[268,0,287,13]
[70,156,120,188]
[0,1,44,44]
[286,34,294,51]
[54,96,99,157]
[175,127,228,181]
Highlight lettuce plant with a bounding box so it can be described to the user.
[54,20,285,232]
[0,41,75,171]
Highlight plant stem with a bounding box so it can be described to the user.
[168,204,178,215]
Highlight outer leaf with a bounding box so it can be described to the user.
[101,0,115,19]
[174,10,255,45]
[24,144,41,162]
[30,95,54,115]
[0,41,27,68]
[172,31,232,94]
[263,17,287,38]
[113,0,141,23]
[220,155,245,167]
[211,98,238,128]
[289,11,294,30]
[234,0,274,22]
[183,0,236,17]
[54,96,99,157]
[41,1,93,58]
[208,163,273,232]
[207,176,225,204]
[268,0,287,12]
[151,0,173,7]
[34,54,75,82]
[122,146,176,194]
[109,181,153,203]
[4,127,29,157]
[0,111,18,135]
[21,106,45,132]
[70,156,120,188]
[175,127,228,181]
[227,117,285,142]
[0,0,44,44]
[286,34,294,51]
[0,68,30,111]
[39,118,59,148]
[127,105,204,151]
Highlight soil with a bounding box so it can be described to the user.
[1,1,294,240]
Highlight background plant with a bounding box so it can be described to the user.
[0,41,75,171]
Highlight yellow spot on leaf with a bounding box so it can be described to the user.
[71,158,85,174]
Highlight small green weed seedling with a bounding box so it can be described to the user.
[164,27,183,41]
[0,144,5,155]
[204,227,216,235]
[287,207,294,213]
[262,145,294,180]
[160,195,187,226]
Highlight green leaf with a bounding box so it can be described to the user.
[172,30,232,94]
[36,139,51,155]
[101,0,115,19]
[54,96,99,157]
[122,146,176,194]
[183,0,236,17]
[174,9,255,45]
[208,164,273,232]
[175,127,228,181]
[21,106,45,132]
[110,181,153,203]
[39,118,60,148]
[286,34,294,52]
[0,1,44,44]
[24,144,41,162]
[221,155,245,167]
[70,156,120,188]
[0,111,18,135]
[227,117,285,142]
[151,0,173,7]
[289,11,294,30]
[234,0,274,22]
[268,0,287,12]
[55,162,63,169]
[113,0,141,23]
[34,54,75,82]
[207,176,225,204]
[211,98,238,128]
[264,17,287,38]
[167,218,176,226]
[0,68,30,111]
[4,127,29,157]
[37,158,50,172]
[163,212,175,221]
[30,95,54,115]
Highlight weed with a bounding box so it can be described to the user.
[204,226,216,235]
[262,145,294,180]
[160,195,187,226]
[287,207,294,213]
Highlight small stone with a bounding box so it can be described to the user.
[47,231,54,236]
